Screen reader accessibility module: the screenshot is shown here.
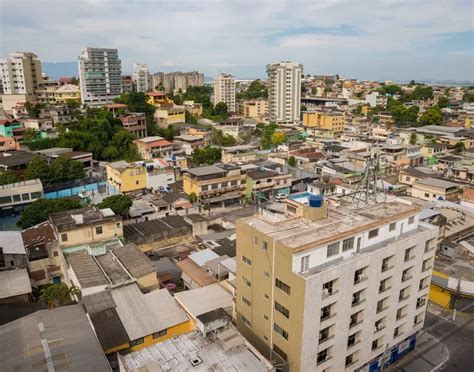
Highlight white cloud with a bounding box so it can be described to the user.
[0,0,472,80]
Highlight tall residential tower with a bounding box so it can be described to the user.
[0,52,43,95]
[78,48,122,106]
[266,61,302,125]
[236,198,437,371]
[132,63,150,92]
[213,73,236,112]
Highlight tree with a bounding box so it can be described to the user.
[270,132,286,146]
[17,198,83,229]
[236,79,268,100]
[210,129,236,147]
[437,96,450,109]
[26,156,85,184]
[0,170,18,185]
[192,146,222,165]
[188,192,198,203]
[40,283,81,310]
[288,156,296,167]
[409,133,418,145]
[157,126,180,141]
[408,80,416,86]
[26,156,50,182]
[462,92,474,103]
[214,102,228,116]
[301,105,307,112]
[311,88,317,95]
[453,142,465,155]
[410,85,433,100]
[185,110,198,125]
[378,84,402,96]
[418,106,442,126]
[98,194,132,214]
[114,92,156,134]
[24,102,45,118]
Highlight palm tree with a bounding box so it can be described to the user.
[39,284,82,310]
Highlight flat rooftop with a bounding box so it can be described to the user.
[242,201,419,253]
[120,328,272,371]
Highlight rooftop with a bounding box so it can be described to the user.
[174,283,232,319]
[414,178,459,190]
[0,178,42,191]
[49,207,119,232]
[222,144,258,152]
[176,258,217,287]
[21,221,56,249]
[120,328,272,371]
[0,305,110,372]
[0,269,31,299]
[0,151,37,167]
[0,231,26,254]
[241,200,419,253]
[185,164,227,177]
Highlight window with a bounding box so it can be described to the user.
[275,278,290,295]
[342,237,355,252]
[422,258,433,272]
[242,277,251,287]
[21,193,30,201]
[241,315,251,327]
[0,195,12,204]
[275,301,290,318]
[12,194,21,202]
[129,337,144,347]
[264,293,269,300]
[242,296,251,306]
[61,233,68,242]
[323,279,336,296]
[402,267,413,282]
[381,256,393,272]
[317,347,330,364]
[273,344,287,361]
[389,222,396,232]
[320,304,332,320]
[377,297,387,313]
[354,267,367,284]
[375,318,386,332]
[397,305,407,320]
[274,323,289,340]
[264,314,268,320]
[135,180,140,185]
[379,277,390,293]
[31,192,42,199]
[424,193,430,198]
[153,329,167,339]
[347,332,358,347]
[319,326,331,342]
[394,325,403,338]
[253,236,258,245]
[327,242,340,257]
[368,229,379,239]
[300,255,309,273]
[96,226,103,235]
[404,246,414,261]
[425,238,435,253]
[352,290,364,306]
[242,255,252,265]
[408,216,415,224]
[350,310,363,327]
[346,353,356,367]
[372,337,382,351]
[263,241,268,250]
[399,286,410,301]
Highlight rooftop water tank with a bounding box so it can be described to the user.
[309,194,324,208]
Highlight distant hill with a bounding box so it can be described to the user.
[42,62,78,79]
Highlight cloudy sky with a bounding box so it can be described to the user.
[1,0,473,81]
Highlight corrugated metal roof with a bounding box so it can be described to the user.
[0,269,31,299]
[176,258,217,287]
[188,249,219,267]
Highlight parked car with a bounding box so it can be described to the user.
[275,193,288,200]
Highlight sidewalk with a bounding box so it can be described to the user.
[387,331,449,371]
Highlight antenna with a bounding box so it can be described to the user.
[351,148,387,207]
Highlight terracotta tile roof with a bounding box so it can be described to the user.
[176,258,217,287]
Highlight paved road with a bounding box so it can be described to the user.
[393,310,474,372]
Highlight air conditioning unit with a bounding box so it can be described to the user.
[359,274,368,281]
[419,297,426,305]
[377,322,385,330]
[322,288,330,298]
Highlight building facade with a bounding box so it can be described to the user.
[132,63,150,92]
[213,73,236,112]
[78,48,122,106]
[0,52,43,95]
[106,161,147,193]
[267,61,303,126]
[236,200,437,371]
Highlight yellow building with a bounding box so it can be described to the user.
[145,91,172,108]
[83,284,194,354]
[154,106,186,128]
[302,111,345,133]
[184,100,203,116]
[54,84,81,104]
[106,160,147,193]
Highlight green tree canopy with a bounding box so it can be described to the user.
[236,79,268,100]
[409,132,418,145]
[26,156,85,184]
[378,84,402,96]
[0,170,18,185]
[288,156,296,167]
[437,96,450,109]
[98,194,133,214]
[418,106,442,126]
[193,146,222,165]
[24,102,46,118]
[210,129,236,146]
[18,198,83,229]
[39,283,81,310]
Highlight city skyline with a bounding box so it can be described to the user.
[1,0,473,81]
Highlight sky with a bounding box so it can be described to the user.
[1,0,473,81]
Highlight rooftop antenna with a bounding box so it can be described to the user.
[351,148,387,208]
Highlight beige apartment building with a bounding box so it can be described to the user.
[236,199,437,371]
[267,61,302,126]
[213,73,236,112]
[302,111,345,133]
[0,52,43,95]
[241,99,268,120]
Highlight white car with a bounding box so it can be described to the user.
[275,193,288,201]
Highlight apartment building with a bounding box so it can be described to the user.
[133,136,173,159]
[241,99,269,120]
[221,145,259,163]
[302,111,345,133]
[78,48,122,106]
[132,63,150,92]
[182,164,245,205]
[213,73,236,112]
[119,112,147,138]
[236,199,437,371]
[122,75,133,93]
[267,61,303,126]
[152,71,204,92]
[0,52,43,95]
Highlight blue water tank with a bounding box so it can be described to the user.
[309,194,324,208]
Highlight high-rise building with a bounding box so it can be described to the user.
[122,75,133,93]
[213,73,236,112]
[267,61,303,125]
[152,71,205,93]
[0,52,43,95]
[132,63,150,92]
[236,199,437,371]
[78,48,122,106]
